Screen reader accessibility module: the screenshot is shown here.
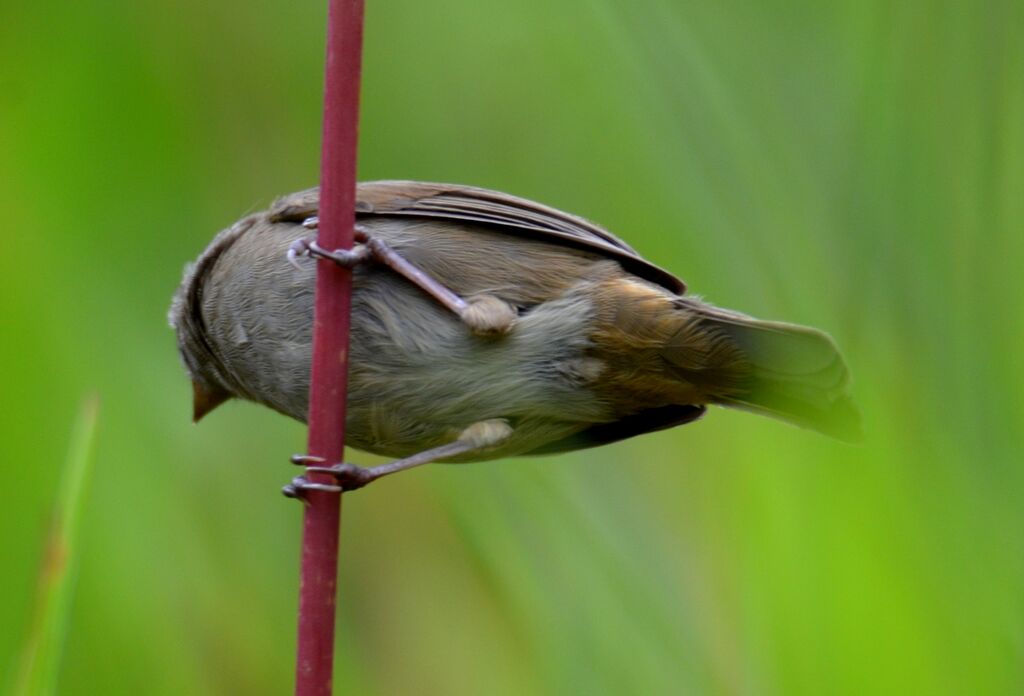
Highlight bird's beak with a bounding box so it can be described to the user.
[192,381,230,423]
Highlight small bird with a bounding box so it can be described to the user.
[170,181,858,493]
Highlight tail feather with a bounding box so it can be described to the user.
[665,302,861,442]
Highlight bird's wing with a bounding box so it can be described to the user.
[269,181,686,294]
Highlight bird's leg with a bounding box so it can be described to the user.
[282,419,513,500]
[287,219,516,336]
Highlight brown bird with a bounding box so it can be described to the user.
[170,181,858,493]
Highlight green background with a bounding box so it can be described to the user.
[2,0,1022,693]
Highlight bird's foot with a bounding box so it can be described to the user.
[282,456,378,500]
[282,421,513,501]
[286,236,372,270]
[285,223,515,336]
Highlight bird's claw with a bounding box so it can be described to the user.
[286,237,313,270]
[282,475,342,500]
[284,454,341,501]
[286,236,371,270]
[283,455,377,501]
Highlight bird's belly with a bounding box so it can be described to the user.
[340,271,612,459]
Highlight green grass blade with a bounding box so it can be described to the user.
[12,396,100,696]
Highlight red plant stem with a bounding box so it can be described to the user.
[295,0,364,694]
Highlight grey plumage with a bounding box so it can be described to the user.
[170,182,860,464]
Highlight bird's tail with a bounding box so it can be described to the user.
[663,300,861,442]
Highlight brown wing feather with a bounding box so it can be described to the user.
[269,182,686,294]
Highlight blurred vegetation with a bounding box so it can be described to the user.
[1,0,1021,694]
[12,398,99,696]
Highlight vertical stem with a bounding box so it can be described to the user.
[295,0,364,694]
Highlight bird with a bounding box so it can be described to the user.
[169,181,858,493]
